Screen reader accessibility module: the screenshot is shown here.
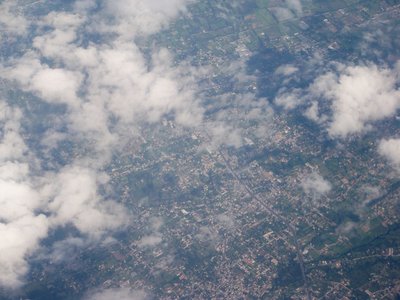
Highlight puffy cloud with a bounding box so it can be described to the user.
[46,237,87,263]
[226,60,257,84]
[74,0,98,12]
[45,166,128,236]
[3,16,204,158]
[311,64,400,138]
[268,0,303,22]
[0,170,48,288]
[31,68,82,106]
[0,104,48,288]
[208,122,243,148]
[84,44,203,127]
[0,1,205,167]
[0,1,29,36]
[304,101,320,122]
[275,88,303,110]
[378,138,400,170]
[0,101,128,288]
[0,0,229,290]
[304,101,328,123]
[274,64,299,77]
[0,215,49,288]
[33,12,85,61]
[137,234,163,248]
[336,221,358,235]
[3,55,82,107]
[84,288,149,300]
[136,217,164,248]
[205,98,273,148]
[0,107,26,161]
[276,61,400,138]
[102,0,192,37]
[301,172,331,199]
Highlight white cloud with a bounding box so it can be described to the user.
[102,0,192,37]
[224,60,257,85]
[304,101,328,123]
[208,122,243,148]
[336,221,357,235]
[33,12,85,61]
[1,6,204,164]
[311,64,400,138]
[268,0,303,22]
[301,172,331,199]
[31,68,82,106]
[0,107,26,161]
[275,88,303,110]
[275,64,299,77]
[0,104,48,288]
[3,55,82,107]
[378,138,400,170]
[0,1,29,36]
[0,0,248,290]
[0,101,129,288]
[74,0,98,12]
[84,288,149,300]
[137,234,163,248]
[0,215,49,288]
[46,237,87,263]
[205,90,274,148]
[44,166,128,237]
[136,217,164,248]
[304,101,319,122]
[277,61,400,138]
[0,172,47,288]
